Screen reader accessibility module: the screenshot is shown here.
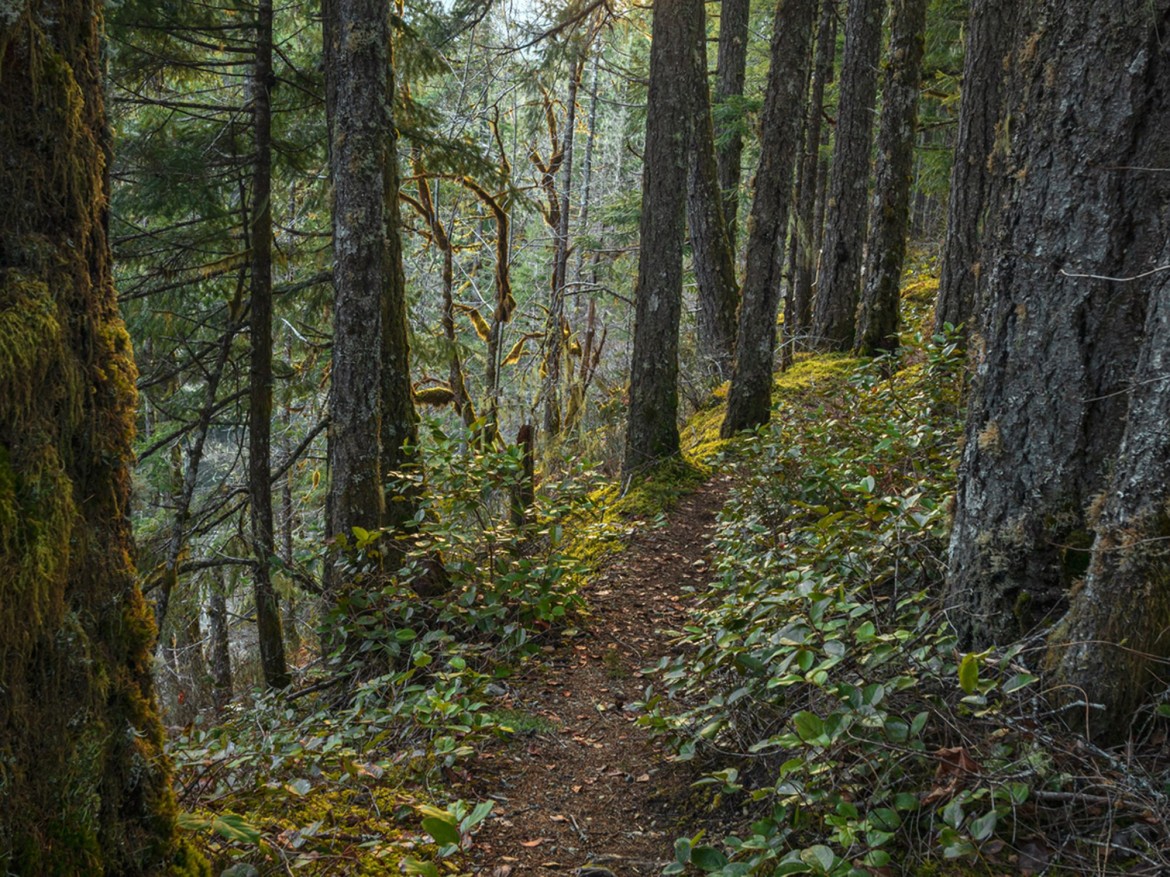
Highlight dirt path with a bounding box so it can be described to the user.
[466,475,733,877]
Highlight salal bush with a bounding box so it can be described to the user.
[644,333,984,875]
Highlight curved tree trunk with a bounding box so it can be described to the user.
[0,3,197,872]
[623,0,699,474]
[944,0,1162,667]
[721,0,818,436]
[689,0,740,382]
[933,0,1017,336]
[811,0,886,350]
[714,0,752,244]
[854,0,927,356]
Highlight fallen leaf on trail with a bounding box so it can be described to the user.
[635,773,650,782]
[571,785,582,793]
[549,815,568,823]
[520,838,550,847]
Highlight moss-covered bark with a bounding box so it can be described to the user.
[0,4,205,874]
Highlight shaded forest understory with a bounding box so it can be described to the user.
[164,292,1170,876]
[5,0,1170,874]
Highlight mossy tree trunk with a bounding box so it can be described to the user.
[688,0,740,382]
[721,0,818,436]
[945,2,1170,741]
[0,2,202,873]
[811,0,885,351]
[854,0,927,356]
[623,0,698,474]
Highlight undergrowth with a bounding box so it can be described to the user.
[170,416,710,873]
[643,327,1170,876]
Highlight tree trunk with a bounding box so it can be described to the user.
[811,0,886,350]
[0,2,197,871]
[933,0,1018,335]
[378,30,422,534]
[783,0,838,363]
[1049,285,1170,740]
[249,0,290,690]
[714,0,751,244]
[854,0,927,356]
[689,0,740,382]
[324,0,389,573]
[574,48,601,288]
[544,61,584,440]
[944,0,1162,665]
[207,578,234,712]
[721,0,818,436]
[623,0,698,474]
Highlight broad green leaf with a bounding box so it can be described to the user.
[969,809,997,841]
[403,857,440,877]
[1004,672,1039,693]
[421,816,461,846]
[958,653,979,694]
[691,846,729,871]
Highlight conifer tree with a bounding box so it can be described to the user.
[623,0,700,472]
[0,3,202,872]
[811,0,886,350]
[721,0,818,435]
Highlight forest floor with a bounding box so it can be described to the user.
[460,474,736,876]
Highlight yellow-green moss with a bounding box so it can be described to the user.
[189,775,422,875]
[0,273,65,426]
[0,8,201,873]
[0,438,77,661]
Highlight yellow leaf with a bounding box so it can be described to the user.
[502,336,528,366]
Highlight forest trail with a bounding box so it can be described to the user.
[462,474,735,876]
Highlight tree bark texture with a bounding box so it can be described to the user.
[1049,283,1170,740]
[249,0,290,690]
[854,0,927,355]
[623,0,698,474]
[207,582,234,712]
[721,0,818,436]
[933,0,1018,336]
[811,0,886,350]
[783,0,838,361]
[378,34,422,532]
[945,1,1168,681]
[325,0,390,559]
[0,2,199,872]
[688,0,740,382]
[714,0,752,244]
